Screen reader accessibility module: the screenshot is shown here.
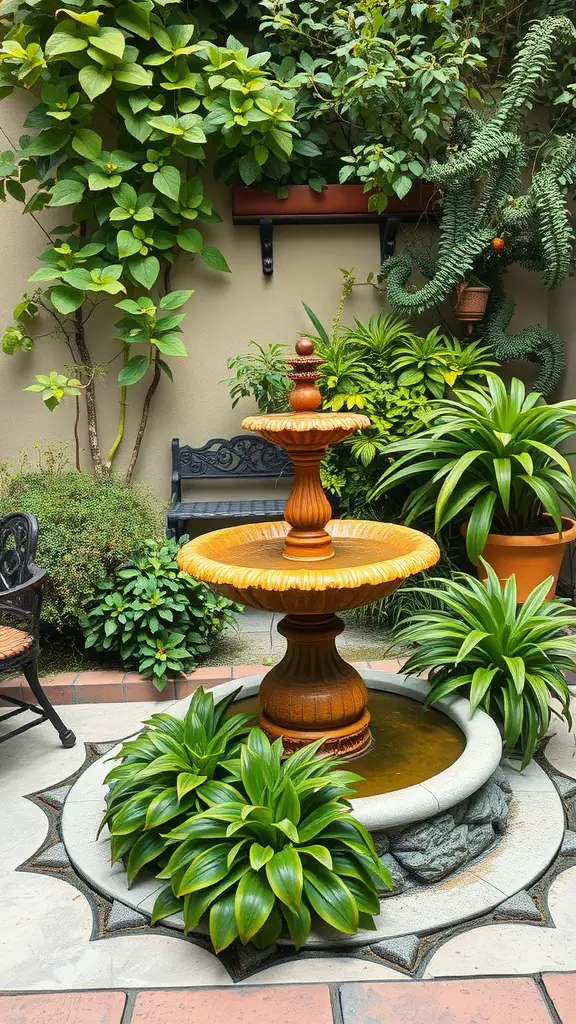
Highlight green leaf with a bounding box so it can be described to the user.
[79,64,113,100]
[48,178,85,207]
[209,892,238,953]
[126,832,165,886]
[159,290,193,310]
[178,844,230,896]
[116,1,151,39]
[201,246,230,272]
[176,772,206,800]
[23,128,68,157]
[117,229,141,259]
[266,847,302,913]
[88,27,126,60]
[45,32,88,58]
[72,128,103,160]
[303,865,358,934]
[249,843,274,871]
[50,285,84,314]
[177,228,203,253]
[153,165,180,202]
[151,884,183,924]
[118,353,150,385]
[114,63,154,88]
[129,255,160,288]
[235,868,275,944]
[144,786,180,829]
[153,333,187,356]
[281,902,311,950]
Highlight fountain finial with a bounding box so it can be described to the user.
[287,337,324,412]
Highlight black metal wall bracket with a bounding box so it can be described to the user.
[247,215,404,276]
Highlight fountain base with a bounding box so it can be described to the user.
[258,612,371,755]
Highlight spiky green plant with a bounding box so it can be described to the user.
[396,564,574,767]
[371,374,576,564]
[100,687,255,884]
[380,16,576,394]
[148,728,391,950]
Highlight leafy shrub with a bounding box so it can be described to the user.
[100,686,256,880]
[103,715,391,950]
[223,340,290,414]
[397,563,575,767]
[0,459,161,628]
[81,537,241,690]
[372,374,576,563]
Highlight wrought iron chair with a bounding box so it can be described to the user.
[0,513,75,747]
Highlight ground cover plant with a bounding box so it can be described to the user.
[397,563,575,767]
[81,536,240,690]
[102,696,391,950]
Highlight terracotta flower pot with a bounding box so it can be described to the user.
[231,183,437,219]
[472,517,576,602]
[453,284,491,334]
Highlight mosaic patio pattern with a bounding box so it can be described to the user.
[0,692,575,989]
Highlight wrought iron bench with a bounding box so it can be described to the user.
[0,512,75,747]
[167,434,295,540]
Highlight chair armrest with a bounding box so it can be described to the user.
[0,564,45,633]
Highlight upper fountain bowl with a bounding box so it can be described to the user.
[177,518,440,613]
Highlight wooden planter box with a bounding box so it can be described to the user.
[232,182,437,221]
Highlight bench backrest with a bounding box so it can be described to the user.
[171,435,293,501]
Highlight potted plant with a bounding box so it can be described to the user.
[395,564,574,768]
[231,182,437,219]
[371,374,576,601]
[453,276,491,334]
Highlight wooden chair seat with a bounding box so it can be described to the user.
[0,624,33,660]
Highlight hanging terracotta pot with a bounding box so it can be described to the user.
[464,517,576,602]
[453,283,491,334]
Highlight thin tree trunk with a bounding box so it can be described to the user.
[73,396,81,472]
[124,350,161,485]
[74,306,102,474]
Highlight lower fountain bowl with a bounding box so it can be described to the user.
[62,670,565,948]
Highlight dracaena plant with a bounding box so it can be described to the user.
[371,374,576,564]
[145,728,391,950]
[396,563,574,767]
[0,1,299,481]
[100,686,256,884]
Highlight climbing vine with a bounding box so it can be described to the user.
[380,15,576,394]
[0,0,298,478]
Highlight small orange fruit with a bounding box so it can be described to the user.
[492,237,505,250]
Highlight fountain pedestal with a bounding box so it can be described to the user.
[259,613,370,755]
[177,338,440,755]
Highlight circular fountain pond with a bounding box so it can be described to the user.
[61,669,564,947]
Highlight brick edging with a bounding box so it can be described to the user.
[1,660,404,705]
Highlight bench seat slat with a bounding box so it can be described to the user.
[168,499,285,520]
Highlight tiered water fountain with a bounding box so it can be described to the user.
[63,339,564,948]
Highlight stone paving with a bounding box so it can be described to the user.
[0,684,576,1019]
[1,976,576,1023]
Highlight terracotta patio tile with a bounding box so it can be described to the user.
[352,661,370,669]
[125,677,176,701]
[543,973,576,1023]
[187,665,232,682]
[0,990,126,1023]
[73,671,124,703]
[30,672,78,705]
[369,659,402,672]
[232,664,265,678]
[340,978,553,1024]
[0,680,23,703]
[131,984,334,1024]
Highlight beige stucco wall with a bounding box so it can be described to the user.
[0,92,573,505]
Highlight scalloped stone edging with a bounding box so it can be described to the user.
[61,671,565,948]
